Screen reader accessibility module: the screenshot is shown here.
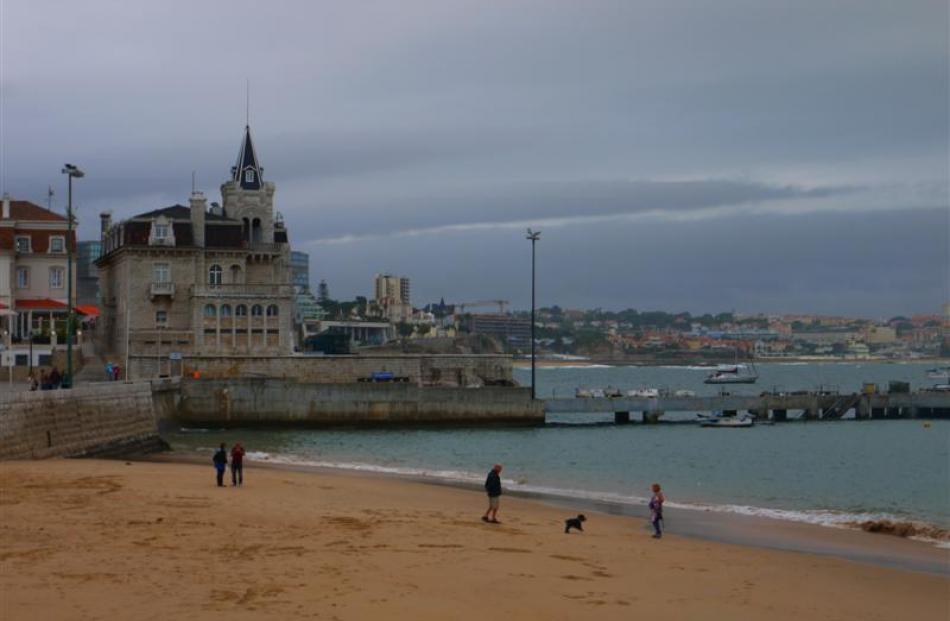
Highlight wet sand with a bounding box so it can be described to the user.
[1,458,947,620]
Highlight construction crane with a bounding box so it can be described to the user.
[455,300,510,314]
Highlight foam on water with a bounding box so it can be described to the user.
[229,449,948,547]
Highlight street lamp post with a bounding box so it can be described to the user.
[526,229,541,400]
[62,164,85,388]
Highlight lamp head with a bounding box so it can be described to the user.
[526,228,541,241]
[62,164,85,178]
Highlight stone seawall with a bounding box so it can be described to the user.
[177,379,544,426]
[0,382,166,459]
[129,354,514,387]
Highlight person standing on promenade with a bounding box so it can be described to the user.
[649,483,665,538]
[105,361,113,381]
[213,443,228,487]
[230,442,245,487]
[482,464,503,524]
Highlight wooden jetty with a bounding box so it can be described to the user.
[542,390,950,423]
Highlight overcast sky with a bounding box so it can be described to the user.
[1,0,947,317]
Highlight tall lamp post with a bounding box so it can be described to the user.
[526,229,540,400]
[62,163,85,388]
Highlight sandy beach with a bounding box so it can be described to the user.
[1,458,947,620]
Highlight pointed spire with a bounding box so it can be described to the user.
[232,125,263,190]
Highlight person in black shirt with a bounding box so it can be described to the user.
[482,464,503,524]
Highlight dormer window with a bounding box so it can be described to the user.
[149,217,175,246]
[15,236,31,253]
[154,223,169,239]
[49,236,65,253]
[245,170,255,184]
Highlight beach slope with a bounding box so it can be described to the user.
[1,459,946,620]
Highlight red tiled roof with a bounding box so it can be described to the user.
[14,298,68,310]
[2,200,67,222]
[74,305,99,316]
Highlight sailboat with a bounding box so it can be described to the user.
[704,348,758,384]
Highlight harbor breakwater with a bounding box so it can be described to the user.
[0,377,542,459]
[176,379,543,426]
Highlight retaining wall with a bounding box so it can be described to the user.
[0,382,166,459]
[129,354,514,387]
[177,378,543,426]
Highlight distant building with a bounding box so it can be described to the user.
[0,194,76,341]
[96,124,294,371]
[374,273,411,322]
[467,313,531,347]
[290,250,310,293]
[77,240,101,305]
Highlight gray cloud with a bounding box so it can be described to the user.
[1,0,946,314]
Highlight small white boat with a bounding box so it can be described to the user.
[626,387,660,398]
[704,367,758,384]
[575,387,593,398]
[589,388,606,398]
[673,389,696,397]
[698,412,755,428]
[926,366,950,380]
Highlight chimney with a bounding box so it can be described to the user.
[99,211,112,242]
[190,191,207,247]
[1,193,10,219]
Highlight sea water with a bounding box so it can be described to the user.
[164,362,950,534]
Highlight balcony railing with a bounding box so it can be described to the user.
[150,281,175,299]
[190,283,294,298]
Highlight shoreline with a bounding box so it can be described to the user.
[2,457,947,620]
[148,450,950,576]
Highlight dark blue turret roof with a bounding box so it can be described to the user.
[231,125,263,190]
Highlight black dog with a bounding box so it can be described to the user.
[564,514,587,533]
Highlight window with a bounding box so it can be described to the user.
[235,304,247,317]
[49,236,65,253]
[156,310,167,325]
[245,170,255,184]
[230,264,242,284]
[251,304,263,317]
[220,304,232,318]
[49,266,65,289]
[208,264,222,287]
[153,223,169,239]
[15,267,29,289]
[203,304,217,318]
[266,304,279,317]
[15,236,31,253]
[153,263,170,283]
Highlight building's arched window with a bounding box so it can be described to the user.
[208,264,223,287]
[235,304,247,317]
[245,170,255,184]
[266,304,279,317]
[203,304,217,318]
[242,218,250,242]
[251,218,262,243]
[251,304,263,317]
[230,264,242,284]
[220,304,232,318]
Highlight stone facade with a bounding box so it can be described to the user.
[96,126,294,362]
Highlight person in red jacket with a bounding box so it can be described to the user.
[230,442,246,486]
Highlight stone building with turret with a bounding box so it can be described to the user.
[96,125,294,374]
